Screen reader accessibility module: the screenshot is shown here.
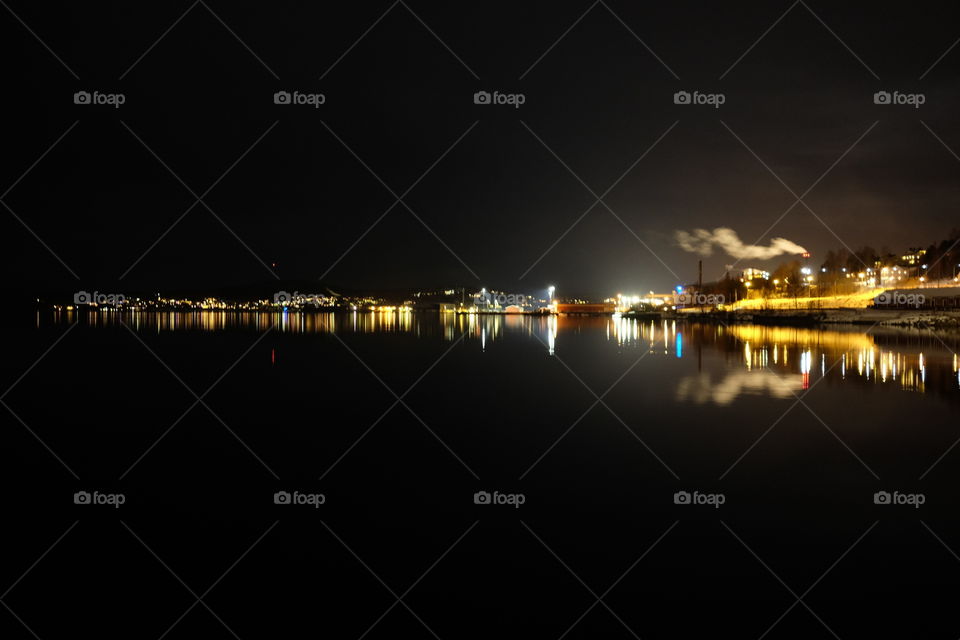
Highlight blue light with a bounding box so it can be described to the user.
[675,332,683,358]
[675,285,684,293]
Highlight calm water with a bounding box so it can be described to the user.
[51,308,960,404]
[6,311,960,637]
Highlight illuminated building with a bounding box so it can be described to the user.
[741,267,770,281]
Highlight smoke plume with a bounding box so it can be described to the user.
[675,227,807,260]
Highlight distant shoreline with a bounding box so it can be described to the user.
[45,305,960,329]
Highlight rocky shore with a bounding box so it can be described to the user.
[681,308,960,329]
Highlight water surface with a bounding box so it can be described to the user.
[7,311,960,637]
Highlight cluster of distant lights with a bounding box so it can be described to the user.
[345,305,411,312]
[610,292,676,313]
[439,286,558,314]
[735,259,960,289]
[57,296,412,313]
[59,286,567,315]
[57,296,251,311]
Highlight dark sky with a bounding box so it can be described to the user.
[4,1,960,299]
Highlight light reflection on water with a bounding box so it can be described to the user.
[55,310,960,403]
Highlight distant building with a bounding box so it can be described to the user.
[741,267,770,281]
[901,248,927,266]
[642,294,675,307]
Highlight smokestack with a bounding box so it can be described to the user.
[698,259,703,311]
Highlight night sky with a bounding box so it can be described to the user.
[4,1,960,299]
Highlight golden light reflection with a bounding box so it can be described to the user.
[54,310,960,400]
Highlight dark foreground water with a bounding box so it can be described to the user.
[4,311,960,638]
